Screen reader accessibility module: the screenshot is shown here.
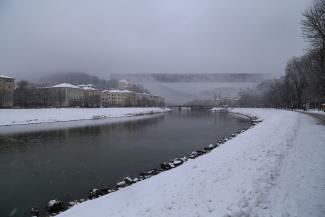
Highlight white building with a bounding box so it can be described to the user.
[81,86,101,107]
[101,89,136,107]
[50,83,83,107]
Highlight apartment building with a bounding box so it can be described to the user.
[49,83,84,107]
[79,85,101,107]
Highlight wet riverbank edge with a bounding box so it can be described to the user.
[32,110,262,217]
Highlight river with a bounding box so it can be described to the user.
[0,110,250,217]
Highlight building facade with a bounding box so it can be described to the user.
[102,89,136,107]
[14,83,100,108]
[50,83,83,107]
[0,74,15,108]
[81,86,101,107]
[12,79,165,108]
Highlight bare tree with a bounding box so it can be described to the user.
[302,0,325,83]
[285,57,308,109]
[302,0,325,44]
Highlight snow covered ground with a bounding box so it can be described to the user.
[0,107,169,126]
[56,108,325,217]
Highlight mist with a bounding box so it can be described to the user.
[0,0,310,80]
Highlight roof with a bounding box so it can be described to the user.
[78,84,95,88]
[109,89,133,93]
[0,74,14,79]
[82,87,97,90]
[52,83,80,89]
[102,89,133,93]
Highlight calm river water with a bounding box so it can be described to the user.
[0,110,250,217]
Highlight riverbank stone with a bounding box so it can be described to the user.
[89,188,106,199]
[160,162,171,170]
[46,199,64,214]
[116,181,127,188]
[189,151,198,159]
[147,169,159,176]
[173,159,183,166]
[204,144,215,151]
[123,177,134,185]
[30,207,39,217]
[99,187,112,195]
[67,201,79,208]
[196,150,206,155]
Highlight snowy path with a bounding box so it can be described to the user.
[0,107,168,126]
[57,109,325,217]
[257,112,325,217]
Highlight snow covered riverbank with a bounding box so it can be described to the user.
[0,107,170,126]
[57,108,325,217]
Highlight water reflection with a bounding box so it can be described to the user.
[0,115,164,150]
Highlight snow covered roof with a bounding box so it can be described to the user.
[102,89,133,93]
[0,74,14,79]
[78,84,95,88]
[82,86,97,91]
[52,83,80,89]
[109,89,133,93]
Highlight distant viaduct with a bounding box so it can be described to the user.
[110,73,273,83]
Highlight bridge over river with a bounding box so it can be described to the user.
[111,73,272,83]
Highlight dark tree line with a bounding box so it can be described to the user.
[240,0,325,109]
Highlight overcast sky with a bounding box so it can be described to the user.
[0,0,310,80]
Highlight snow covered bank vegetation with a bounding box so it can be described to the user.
[56,108,325,217]
[0,107,170,126]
